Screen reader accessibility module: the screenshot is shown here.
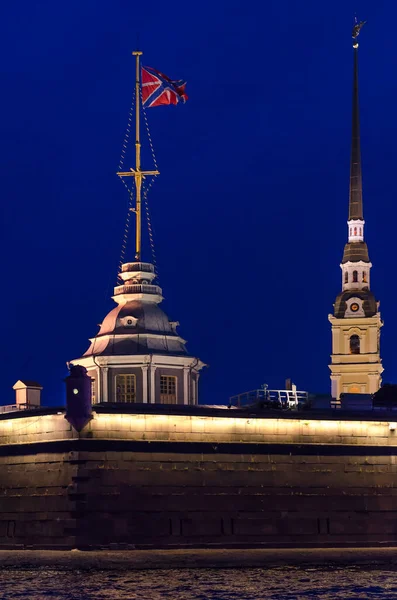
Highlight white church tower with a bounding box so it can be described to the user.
[329,22,383,399]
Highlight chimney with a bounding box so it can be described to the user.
[12,380,42,408]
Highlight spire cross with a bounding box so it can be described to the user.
[117,50,159,261]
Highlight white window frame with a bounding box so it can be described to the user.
[91,378,96,405]
[160,375,177,404]
[115,374,136,403]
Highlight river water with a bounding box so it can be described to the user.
[1,567,397,599]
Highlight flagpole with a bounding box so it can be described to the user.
[132,50,142,261]
[117,52,159,262]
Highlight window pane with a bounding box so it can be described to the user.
[160,375,177,404]
[350,335,360,355]
[116,374,136,403]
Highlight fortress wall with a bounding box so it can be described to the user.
[75,448,397,548]
[0,414,74,445]
[0,412,396,447]
[87,412,397,446]
[0,450,76,549]
[1,410,397,548]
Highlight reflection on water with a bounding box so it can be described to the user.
[1,567,397,599]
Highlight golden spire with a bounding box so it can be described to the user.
[117,51,159,261]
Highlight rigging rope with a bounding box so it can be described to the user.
[115,87,160,283]
[141,92,159,276]
[117,87,136,281]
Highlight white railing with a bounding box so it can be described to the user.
[229,388,309,409]
[121,262,154,273]
[114,284,162,296]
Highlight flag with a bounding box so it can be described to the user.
[141,66,188,107]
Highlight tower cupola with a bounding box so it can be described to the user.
[113,262,163,304]
[69,50,205,408]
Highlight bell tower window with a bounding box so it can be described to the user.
[344,272,348,284]
[350,335,360,355]
[362,271,367,283]
[160,375,177,404]
[353,270,358,283]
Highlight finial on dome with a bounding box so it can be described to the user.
[352,16,366,48]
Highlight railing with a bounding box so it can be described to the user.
[0,403,40,414]
[114,284,162,296]
[230,389,309,410]
[121,262,154,273]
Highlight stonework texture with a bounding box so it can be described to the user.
[1,410,397,549]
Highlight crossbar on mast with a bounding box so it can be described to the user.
[117,50,159,261]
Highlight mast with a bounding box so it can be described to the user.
[349,22,364,221]
[134,51,142,260]
[117,50,159,261]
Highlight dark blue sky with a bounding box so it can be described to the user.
[0,0,395,406]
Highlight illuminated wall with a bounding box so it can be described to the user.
[1,410,397,549]
[0,411,396,447]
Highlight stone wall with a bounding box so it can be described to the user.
[1,408,397,548]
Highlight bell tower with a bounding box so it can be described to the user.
[328,21,383,399]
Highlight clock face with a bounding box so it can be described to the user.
[350,302,360,312]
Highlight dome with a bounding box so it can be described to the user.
[334,289,378,318]
[98,301,175,336]
[341,242,370,264]
[83,300,188,357]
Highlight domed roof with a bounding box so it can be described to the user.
[334,289,378,318]
[342,242,370,264]
[83,300,188,357]
[98,301,175,336]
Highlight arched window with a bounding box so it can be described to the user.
[354,227,357,235]
[353,270,358,283]
[344,271,348,284]
[350,335,360,354]
[349,227,352,236]
[359,227,362,236]
[362,271,367,283]
[349,385,360,393]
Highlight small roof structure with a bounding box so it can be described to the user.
[13,380,43,390]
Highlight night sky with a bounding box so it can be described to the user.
[0,1,395,407]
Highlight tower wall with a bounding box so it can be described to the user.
[2,409,397,549]
[82,358,198,405]
[329,312,383,399]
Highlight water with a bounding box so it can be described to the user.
[1,567,397,599]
